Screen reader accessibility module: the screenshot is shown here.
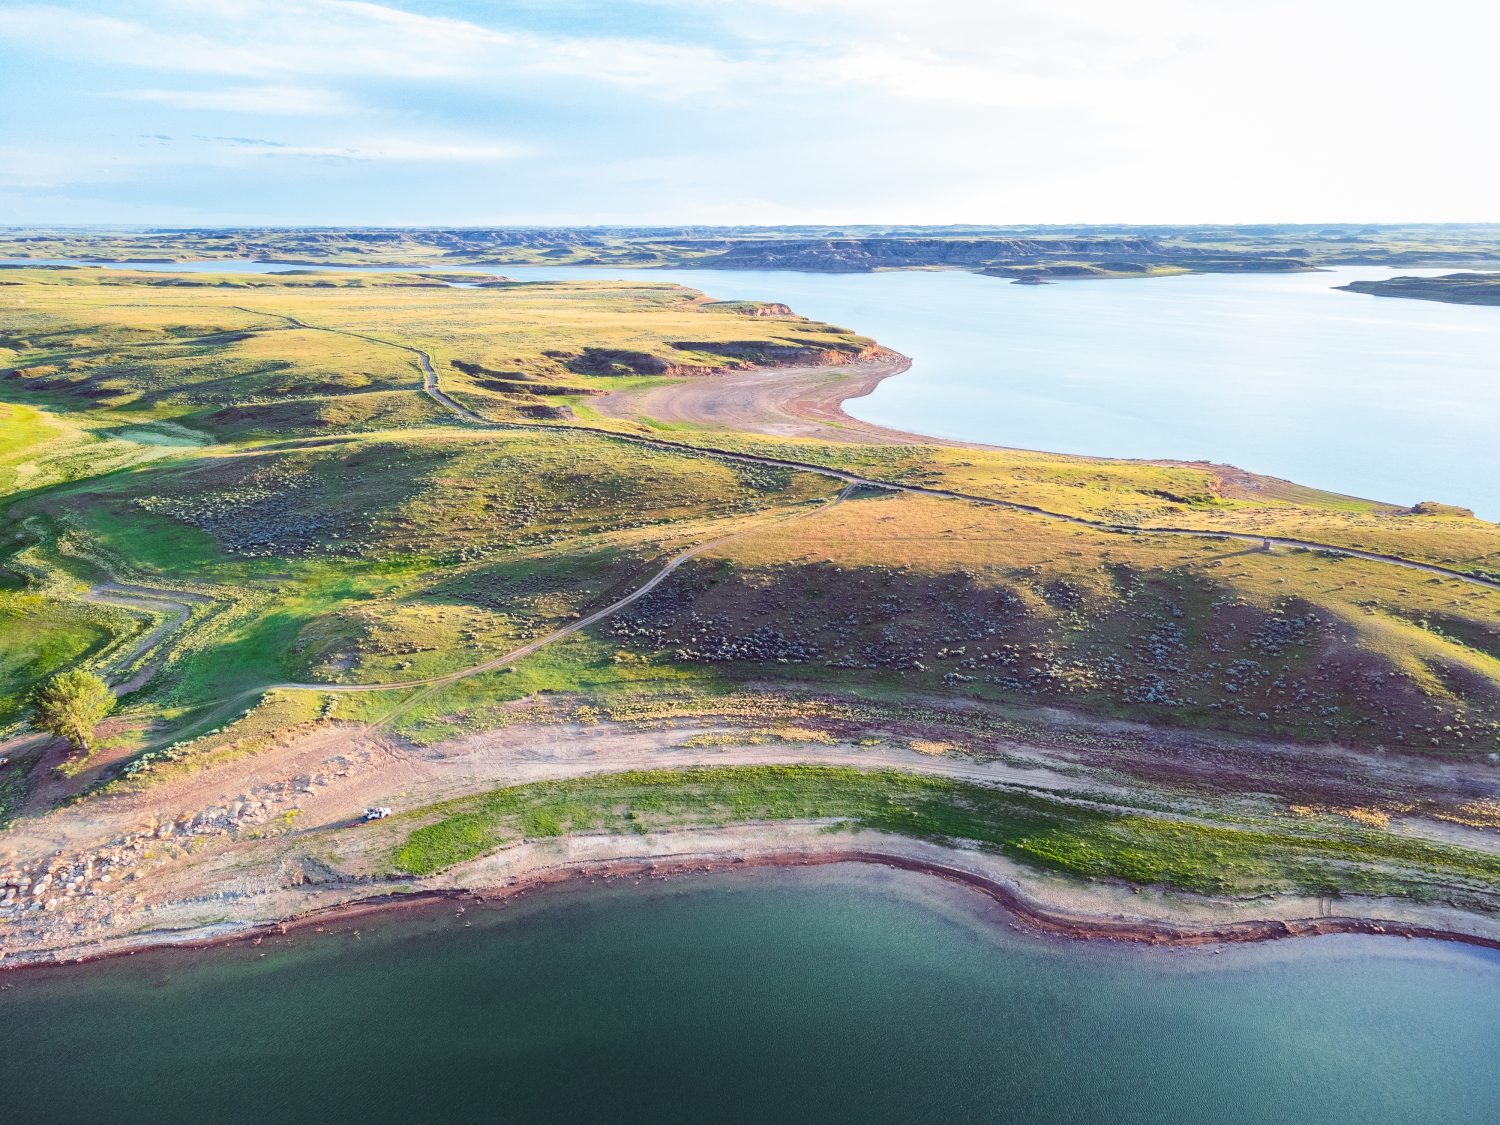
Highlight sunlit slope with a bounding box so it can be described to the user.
[603,492,1500,752]
[1,268,878,428]
[2,419,837,747]
[2,266,1498,771]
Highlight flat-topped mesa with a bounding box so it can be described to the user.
[689,237,1315,274]
[696,237,1162,272]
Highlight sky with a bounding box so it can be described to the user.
[1,0,1495,226]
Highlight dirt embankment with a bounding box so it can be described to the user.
[5,712,1500,968]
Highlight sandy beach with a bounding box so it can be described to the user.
[594,350,929,444]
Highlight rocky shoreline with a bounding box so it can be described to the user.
[8,827,1500,972]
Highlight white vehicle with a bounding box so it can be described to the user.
[361,806,392,822]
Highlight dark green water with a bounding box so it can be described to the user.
[4,865,1498,1124]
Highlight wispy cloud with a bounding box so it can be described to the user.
[0,131,528,192]
[3,0,1492,223]
[0,0,1223,113]
[197,134,529,162]
[216,137,529,162]
[115,85,356,115]
[0,1,732,91]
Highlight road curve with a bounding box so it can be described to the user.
[272,484,858,695]
[46,304,1499,747]
[229,307,1500,598]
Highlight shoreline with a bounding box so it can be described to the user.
[9,838,1500,976]
[4,270,1498,976]
[589,349,1413,511]
[593,349,934,446]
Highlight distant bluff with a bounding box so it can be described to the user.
[688,237,1312,274]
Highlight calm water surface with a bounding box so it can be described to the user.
[6,257,1498,515]
[500,264,1500,518]
[2,865,1498,1125]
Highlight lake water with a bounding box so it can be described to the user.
[6,257,1499,515]
[3,864,1497,1125]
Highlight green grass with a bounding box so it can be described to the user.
[388,765,1500,908]
[0,403,837,751]
[5,263,1500,783]
[331,631,725,743]
[0,592,124,727]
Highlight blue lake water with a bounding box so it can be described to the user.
[3,864,1498,1125]
[498,264,1500,518]
[6,257,1498,515]
[7,258,1500,1119]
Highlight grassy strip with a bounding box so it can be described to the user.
[389,765,1500,905]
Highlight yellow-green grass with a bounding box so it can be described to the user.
[584,427,1500,571]
[4,265,1499,786]
[598,492,1500,752]
[328,631,724,744]
[11,267,1499,570]
[2,269,876,428]
[381,764,1500,911]
[2,413,838,750]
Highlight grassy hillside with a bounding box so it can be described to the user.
[1,268,877,430]
[605,492,1500,752]
[2,264,1498,814]
[4,420,835,747]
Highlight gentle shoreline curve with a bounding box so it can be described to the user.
[232,302,1500,597]
[595,351,923,445]
[9,705,1500,972]
[10,280,1497,977]
[7,833,1500,974]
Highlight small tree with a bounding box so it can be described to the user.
[31,670,114,755]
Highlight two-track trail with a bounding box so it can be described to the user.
[227,305,1500,594]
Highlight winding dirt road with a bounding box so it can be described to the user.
[68,302,1485,719]
[227,306,1500,592]
[276,484,858,698]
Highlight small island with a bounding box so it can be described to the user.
[1338,272,1500,305]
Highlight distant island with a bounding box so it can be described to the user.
[1338,272,1500,305]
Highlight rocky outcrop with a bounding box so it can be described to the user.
[1404,501,1477,518]
[701,300,796,317]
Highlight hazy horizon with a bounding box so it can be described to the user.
[8,221,1500,233]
